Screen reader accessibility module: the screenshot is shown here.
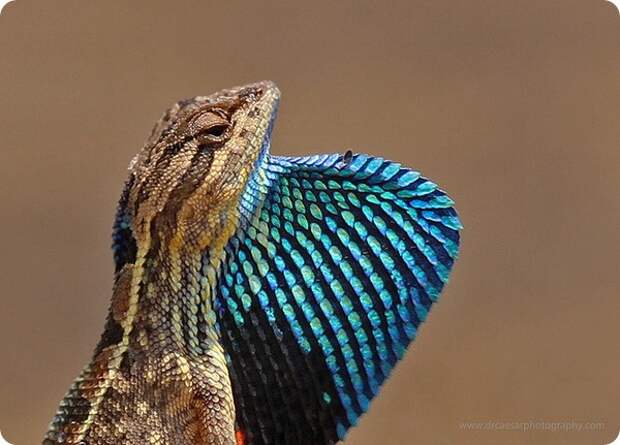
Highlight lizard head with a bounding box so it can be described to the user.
[124,80,280,250]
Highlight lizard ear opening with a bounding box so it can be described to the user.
[215,153,461,444]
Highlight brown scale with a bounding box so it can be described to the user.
[43,81,280,445]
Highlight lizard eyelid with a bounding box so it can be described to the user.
[192,113,231,141]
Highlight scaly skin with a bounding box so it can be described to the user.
[43,81,462,445]
[44,81,280,445]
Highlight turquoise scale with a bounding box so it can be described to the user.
[215,152,461,445]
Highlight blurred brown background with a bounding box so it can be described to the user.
[0,1,618,444]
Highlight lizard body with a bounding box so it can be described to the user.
[43,81,461,445]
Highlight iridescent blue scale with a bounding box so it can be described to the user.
[216,153,461,445]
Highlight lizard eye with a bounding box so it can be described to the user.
[191,109,231,142]
[196,123,230,148]
[204,124,228,138]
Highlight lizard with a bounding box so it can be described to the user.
[42,81,461,445]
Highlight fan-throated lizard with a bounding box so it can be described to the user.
[43,81,461,445]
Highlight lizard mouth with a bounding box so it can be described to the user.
[220,80,280,100]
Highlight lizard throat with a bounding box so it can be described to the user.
[130,220,235,354]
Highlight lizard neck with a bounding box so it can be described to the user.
[126,208,239,356]
[114,156,265,358]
